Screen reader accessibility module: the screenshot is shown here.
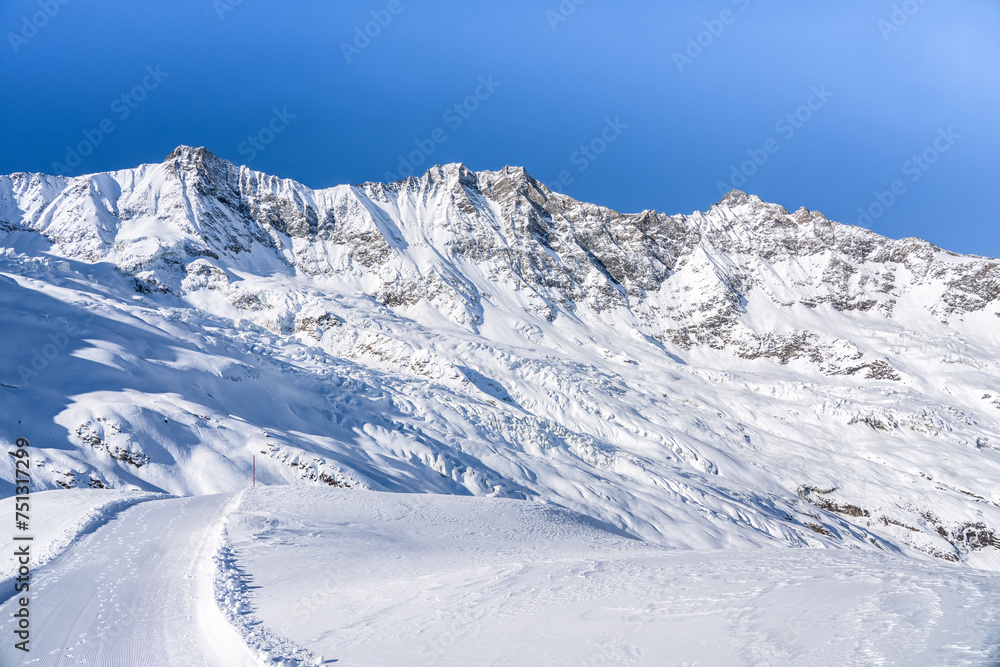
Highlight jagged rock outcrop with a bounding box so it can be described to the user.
[2,146,999,569]
[3,146,996,371]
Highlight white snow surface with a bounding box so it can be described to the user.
[1,147,1000,661]
[2,148,999,569]
[2,486,997,666]
[224,486,1000,666]
[0,494,257,667]
[0,489,161,587]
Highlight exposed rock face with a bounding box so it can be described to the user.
[2,146,999,568]
[3,146,996,370]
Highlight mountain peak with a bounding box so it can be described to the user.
[165,145,220,162]
[162,146,237,191]
[5,149,1000,574]
[420,162,477,184]
[716,189,754,207]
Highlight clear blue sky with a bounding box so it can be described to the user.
[2,0,997,257]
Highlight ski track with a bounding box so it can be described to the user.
[2,151,1000,663]
[0,494,259,667]
[0,490,166,605]
[0,486,998,665]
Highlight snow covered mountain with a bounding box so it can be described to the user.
[2,145,999,569]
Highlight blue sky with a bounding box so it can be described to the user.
[2,0,998,257]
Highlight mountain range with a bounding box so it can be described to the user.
[2,145,999,569]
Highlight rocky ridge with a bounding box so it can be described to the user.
[2,146,999,569]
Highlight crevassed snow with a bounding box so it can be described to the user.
[1,149,1000,663]
[2,150,1000,565]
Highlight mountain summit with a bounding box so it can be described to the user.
[2,149,999,568]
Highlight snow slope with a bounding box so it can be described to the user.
[0,494,258,667]
[224,486,1000,666]
[0,489,161,589]
[1,146,999,571]
[3,486,996,666]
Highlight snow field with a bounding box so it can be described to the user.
[222,486,1000,666]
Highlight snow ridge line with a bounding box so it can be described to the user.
[0,492,164,606]
[211,489,322,667]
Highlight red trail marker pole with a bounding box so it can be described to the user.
[253,455,255,487]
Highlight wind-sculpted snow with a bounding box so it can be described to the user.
[1,146,999,570]
[222,487,1000,665]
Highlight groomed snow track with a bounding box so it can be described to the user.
[0,494,261,667]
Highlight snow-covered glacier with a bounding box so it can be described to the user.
[2,145,999,572]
